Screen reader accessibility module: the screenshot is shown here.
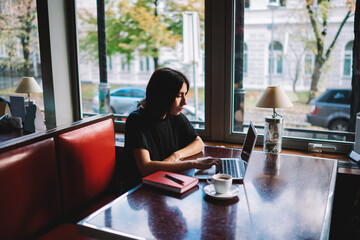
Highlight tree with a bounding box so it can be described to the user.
[78,0,204,69]
[15,0,37,76]
[305,0,355,102]
[0,0,37,77]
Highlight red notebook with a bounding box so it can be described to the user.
[142,171,199,194]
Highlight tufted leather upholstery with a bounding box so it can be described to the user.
[0,138,61,240]
[57,118,116,215]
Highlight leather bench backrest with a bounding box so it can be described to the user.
[57,118,116,215]
[0,138,61,239]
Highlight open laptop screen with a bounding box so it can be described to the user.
[240,121,257,162]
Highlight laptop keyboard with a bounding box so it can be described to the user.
[217,159,241,178]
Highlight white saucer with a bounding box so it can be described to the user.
[203,184,240,200]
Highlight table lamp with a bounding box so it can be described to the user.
[15,77,42,105]
[256,86,293,153]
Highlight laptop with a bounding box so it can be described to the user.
[195,121,258,180]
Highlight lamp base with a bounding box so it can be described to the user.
[264,116,283,153]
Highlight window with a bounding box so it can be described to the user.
[320,90,351,105]
[139,57,150,72]
[236,0,355,152]
[0,0,43,111]
[121,56,131,72]
[76,0,205,126]
[268,41,283,75]
[343,41,353,77]
[111,89,132,97]
[133,89,146,98]
[245,0,250,8]
[74,0,356,153]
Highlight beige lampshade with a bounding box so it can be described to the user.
[15,77,42,94]
[256,86,293,109]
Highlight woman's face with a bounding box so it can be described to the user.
[169,82,187,116]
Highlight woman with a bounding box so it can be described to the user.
[124,67,220,189]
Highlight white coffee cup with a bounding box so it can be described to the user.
[207,173,232,194]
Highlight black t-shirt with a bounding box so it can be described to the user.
[123,108,198,188]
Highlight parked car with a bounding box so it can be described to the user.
[181,105,204,122]
[119,105,204,122]
[93,87,205,124]
[93,87,146,114]
[306,88,351,131]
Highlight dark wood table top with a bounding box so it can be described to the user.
[78,146,337,240]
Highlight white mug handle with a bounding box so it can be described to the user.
[207,177,213,185]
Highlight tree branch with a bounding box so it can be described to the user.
[325,10,353,60]
[306,3,322,51]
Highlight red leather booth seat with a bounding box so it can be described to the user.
[0,138,61,240]
[57,118,116,218]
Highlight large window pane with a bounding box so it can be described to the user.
[0,0,43,111]
[76,0,205,128]
[234,0,355,142]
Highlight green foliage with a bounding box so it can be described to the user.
[77,0,204,68]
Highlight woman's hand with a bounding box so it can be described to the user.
[194,156,221,169]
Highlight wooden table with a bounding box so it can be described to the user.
[77,146,337,240]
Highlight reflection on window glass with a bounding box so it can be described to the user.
[76,0,205,128]
[0,0,43,110]
[235,0,354,140]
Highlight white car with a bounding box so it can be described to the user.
[93,87,145,114]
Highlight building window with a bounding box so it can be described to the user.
[121,56,130,72]
[343,41,353,77]
[139,57,150,72]
[139,58,144,72]
[268,41,283,75]
[245,0,250,8]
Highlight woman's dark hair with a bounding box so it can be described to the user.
[138,67,189,119]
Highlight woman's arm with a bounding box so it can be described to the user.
[133,145,220,177]
[164,136,204,163]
